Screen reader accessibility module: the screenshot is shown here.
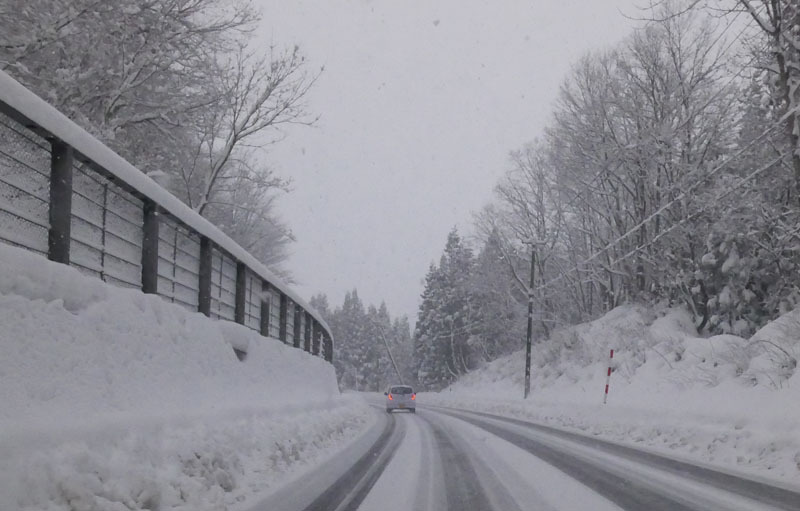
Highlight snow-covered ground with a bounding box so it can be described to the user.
[427,304,800,486]
[0,243,372,511]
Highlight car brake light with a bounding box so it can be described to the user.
[388,394,393,400]
[411,393,416,400]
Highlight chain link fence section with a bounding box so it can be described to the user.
[0,114,50,254]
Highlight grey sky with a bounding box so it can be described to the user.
[256,0,641,321]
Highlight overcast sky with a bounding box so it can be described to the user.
[255,0,641,321]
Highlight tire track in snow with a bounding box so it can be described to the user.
[302,410,404,511]
[413,413,448,511]
[423,408,588,511]
[355,411,447,511]
[439,409,698,510]
[435,407,798,511]
[419,412,522,511]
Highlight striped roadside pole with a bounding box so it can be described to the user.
[603,349,614,404]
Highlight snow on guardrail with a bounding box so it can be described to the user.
[0,69,331,337]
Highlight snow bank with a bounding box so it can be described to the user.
[430,304,800,486]
[0,244,372,510]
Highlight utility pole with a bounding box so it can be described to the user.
[523,239,539,399]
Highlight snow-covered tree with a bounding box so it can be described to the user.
[0,0,252,153]
[713,0,800,201]
[0,0,318,275]
[475,6,742,339]
[175,45,319,217]
[413,228,477,390]
[309,293,331,317]
[469,228,527,360]
[313,291,412,390]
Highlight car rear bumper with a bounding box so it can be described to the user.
[386,403,414,410]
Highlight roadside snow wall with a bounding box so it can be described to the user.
[434,304,800,485]
[0,243,372,510]
[447,303,800,399]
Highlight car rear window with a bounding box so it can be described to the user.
[390,386,412,394]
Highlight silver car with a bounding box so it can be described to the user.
[384,385,416,413]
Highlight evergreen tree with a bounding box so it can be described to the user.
[309,294,331,318]
[413,228,477,390]
[337,290,367,389]
[413,263,446,389]
[313,290,412,390]
[391,315,415,387]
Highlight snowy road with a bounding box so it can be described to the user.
[245,400,800,511]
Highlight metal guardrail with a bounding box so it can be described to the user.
[0,70,333,362]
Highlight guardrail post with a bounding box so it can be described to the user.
[235,262,246,324]
[260,280,271,337]
[279,293,288,343]
[198,236,212,315]
[304,311,312,352]
[323,332,333,363]
[48,139,73,264]
[293,304,303,348]
[141,200,159,294]
[99,183,108,280]
[312,320,320,355]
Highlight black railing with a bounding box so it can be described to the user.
[0,70,333,362]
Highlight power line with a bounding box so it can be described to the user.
[531,120,783,294]
[602,153,784,274]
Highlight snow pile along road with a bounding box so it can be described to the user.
[0,243,372,511]
[427,304,800,486]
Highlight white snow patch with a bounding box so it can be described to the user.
[0,243,371,510]
[429,304,800,487]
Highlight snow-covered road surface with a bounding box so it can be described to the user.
[437,407,799,511]
[244,400,800,511]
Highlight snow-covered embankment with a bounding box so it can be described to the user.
[427,305,800,486]
[0,244,372,510]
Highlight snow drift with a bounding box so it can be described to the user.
[431,304,800,485]
[0,243,371,510]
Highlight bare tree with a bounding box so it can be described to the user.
[203,169,296,279]
[478,4,741,334]
[734,0,800,201]
[0,0,256,147]
[1,0,322,274]
[175,45,320,216]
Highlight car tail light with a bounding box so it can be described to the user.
[411,393,416,400]
[388,394,393,400]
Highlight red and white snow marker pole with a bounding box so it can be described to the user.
[603,349,614,404]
